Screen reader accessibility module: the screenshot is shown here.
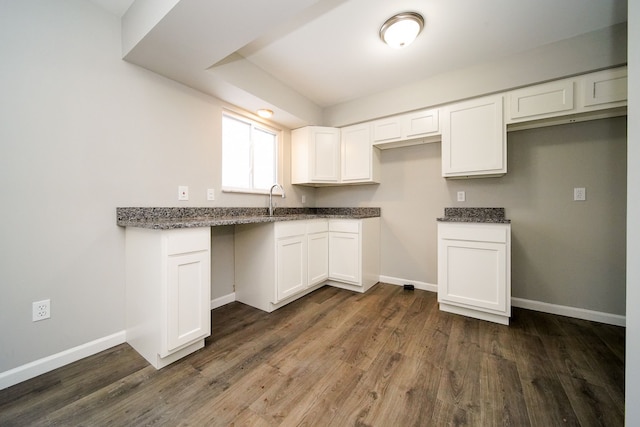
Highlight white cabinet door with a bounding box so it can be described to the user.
[372,117,402,143]
[442,95,506,178]
[581,67,627,108]
[310,127,340,182]
[507,80,575,121]
[307,231,329,286]
[165,249,210,355]
[341,123,379,183]
[438,239,507,313]
[291,126,340,184]
[276,234,307,302]
[403,108,439,139]
[329,232,360,285]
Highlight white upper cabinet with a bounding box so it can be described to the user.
[507,80,575,121]
[506,67,627,126]
[372,108,440,149]
[291,126,340,184]
[441,95,506,178]
[580,67,627,109]
[340,123,380,184]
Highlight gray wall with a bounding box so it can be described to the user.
[316,117,627,315]
[0,0,312,373]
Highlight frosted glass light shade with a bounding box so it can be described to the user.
[380,12,424,48]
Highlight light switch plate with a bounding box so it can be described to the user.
[178,186,189,201]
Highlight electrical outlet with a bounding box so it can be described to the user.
[457,191,466,202]
[178,186,189,201]
[207,188,215,201]
[574,187,586,201]
[32,299,50,322]
[301,195,306,204]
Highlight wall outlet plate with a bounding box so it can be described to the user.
[574,187,586,201]
[207,188,215,201]
[457,191,466,202]
[33,299,50,321]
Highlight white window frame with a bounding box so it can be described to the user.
[221,110,283,195]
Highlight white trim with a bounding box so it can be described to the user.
[0,331,126,391]
[379,277,625,327]
[379,276,438,293]
[511,297,626,327]
[210,292,236,310]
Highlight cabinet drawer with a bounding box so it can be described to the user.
[165,228,210,255]
[275,221,307,238]
[438,224,508,243]
[307,219,328,233]
[329,220,360,233]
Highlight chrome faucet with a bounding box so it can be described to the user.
[269,183,285,216]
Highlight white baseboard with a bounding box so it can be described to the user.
[0,331,126,391]
[211,292,236,310]
[511,297,626,327]
[379,275,438,293]
[379,276,625,327]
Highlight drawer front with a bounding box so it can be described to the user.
[329,219,360,233]
[275,221,307,238]
[438,223,508,243]
[307,219,329,234]
[165,228,210,255]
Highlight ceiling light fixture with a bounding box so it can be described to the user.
[379,12,424,49]
[257,109,274,118]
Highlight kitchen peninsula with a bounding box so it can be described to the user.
[117,207,380,368]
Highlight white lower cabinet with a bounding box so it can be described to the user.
[235,220,323,312]
[437,222,511,325]
[307,220,329,286]
[235,218,380,312]
[125,227,211,369]
[275,229,307,302]
[328,218,380,292]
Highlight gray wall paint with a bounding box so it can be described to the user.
[316,117,627,315]
[0,0,311,372]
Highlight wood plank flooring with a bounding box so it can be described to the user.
[0,283,625,426]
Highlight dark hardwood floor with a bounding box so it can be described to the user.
[0,283,625,426]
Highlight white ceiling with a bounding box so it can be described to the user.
[93,0,627,127]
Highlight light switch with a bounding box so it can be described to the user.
[178,186,189,201]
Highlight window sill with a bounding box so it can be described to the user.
[222,187,284,196]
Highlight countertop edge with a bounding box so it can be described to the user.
[117,210,381,230]
[436,217,511,224]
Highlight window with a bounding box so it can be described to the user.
[222,112,279,193]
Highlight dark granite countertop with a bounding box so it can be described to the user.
[437,207,511,224]
[117,207,381,230]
